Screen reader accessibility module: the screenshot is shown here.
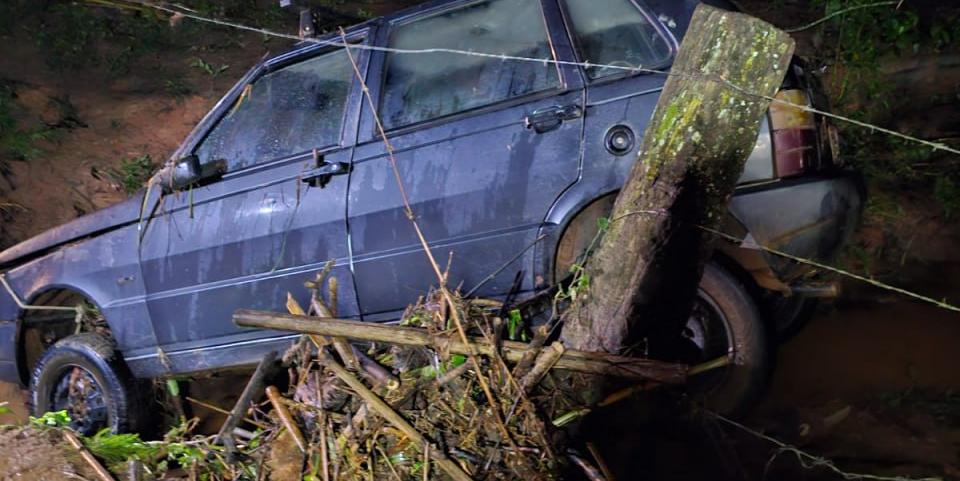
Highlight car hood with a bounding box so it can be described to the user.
[0,192,146,268]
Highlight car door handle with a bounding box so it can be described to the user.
[302,161,349,187]
[524,104,583,133]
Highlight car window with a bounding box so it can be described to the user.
[562,0,671,80]
[380,0,559,130]
[195,48,353,171]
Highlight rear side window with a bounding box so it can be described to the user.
[196,49,353,171]
[562,0,672,80]
[380,0,559,130]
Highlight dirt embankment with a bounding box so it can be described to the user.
[0,15,280,246]
[0,5,284,426]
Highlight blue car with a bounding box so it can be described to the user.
[0,0,862,432]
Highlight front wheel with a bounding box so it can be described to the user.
[30,333,143,434]
[682,263,771,417]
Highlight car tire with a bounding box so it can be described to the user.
[682,263,771,417]
[30,333,143,435]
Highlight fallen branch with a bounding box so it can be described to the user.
[216,350,276,455]
[63,429,117,481]
[519,342,564,393]
[234,310,688,383]
[266,385,307,453]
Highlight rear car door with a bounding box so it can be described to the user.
[348,0,585,321]
[558,0,675,204]
[547,0,784,282]
[134,36,369,374]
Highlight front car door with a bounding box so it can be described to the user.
[348,0,585,321]
[131,33,370,376]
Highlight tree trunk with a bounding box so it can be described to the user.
[561,5,795,354]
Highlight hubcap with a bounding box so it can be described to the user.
[50,366,109,434]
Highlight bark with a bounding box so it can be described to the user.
[561,5,795,353]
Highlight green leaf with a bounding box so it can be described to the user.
[597,216,610,232]
[30,410,71,427]
[166,379,180,397]
[507,309,523,340]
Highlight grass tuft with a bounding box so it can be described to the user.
[110,154,157,194]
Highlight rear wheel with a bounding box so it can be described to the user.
[682,263,771,416]
[30,333,143,434]
[765,294,818,341]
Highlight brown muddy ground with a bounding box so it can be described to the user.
[0,426,100,481]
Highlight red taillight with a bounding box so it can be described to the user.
[770,90,816,178]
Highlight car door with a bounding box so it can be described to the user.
[561,0,676,198]
[348,0,585,321]
[136,35,369,372]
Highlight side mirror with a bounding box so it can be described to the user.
[156,155,228,193]
[171,154,203,189]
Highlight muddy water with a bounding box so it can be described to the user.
[750,268,960,480]
[769,300,960,405]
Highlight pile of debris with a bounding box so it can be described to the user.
[220,268,687,481]
[15,271,694,481]
[205,269,686,480]
[259,291,558,480]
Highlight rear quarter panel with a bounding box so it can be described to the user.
[728,174,864,281]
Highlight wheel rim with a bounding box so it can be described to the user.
[50,365,109,434]
[682,290,735,395]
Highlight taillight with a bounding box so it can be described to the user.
[769,89,816,178]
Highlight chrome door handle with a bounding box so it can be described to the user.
[524,104,583,133]
[302,161,349,187]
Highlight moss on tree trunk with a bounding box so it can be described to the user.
[561,5,795,354]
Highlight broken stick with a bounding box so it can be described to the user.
[63,429,117,481]
[266,385,307,453]
[519,342,565,393]
[235,310,688,383]
[217,350,277,454]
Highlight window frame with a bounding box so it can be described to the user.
[370,0,571,136]
[557,0,678,85]
[176,28,372,176]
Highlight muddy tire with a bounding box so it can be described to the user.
[29,333,143,434]
[683,263,771,417]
